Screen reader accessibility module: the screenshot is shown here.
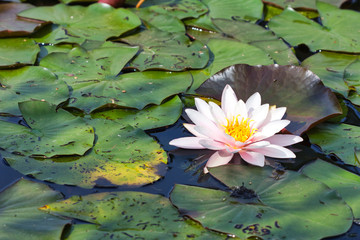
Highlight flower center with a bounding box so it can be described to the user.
[223,116,257,142]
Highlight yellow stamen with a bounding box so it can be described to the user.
[223,116,257,142]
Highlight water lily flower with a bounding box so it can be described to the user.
[170,85,303,173]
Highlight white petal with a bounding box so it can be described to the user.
[269,107,286,121]
[250,104,269,129]
[205,150,234,169]
[195,98,215,122]
[221,85,238,119]
[251,144,296,158]
[185,109,218,129]
[199,139,227,150]
[209,102,227,126]
[169,137,207,149]
[246,92,261,113]
[239,151,265,166]
[183,123,207,138]
[254,120,290,141]
[244,141,270,149]
[195,126,235,145]
[266,134,303,147]
[235,99,248,119]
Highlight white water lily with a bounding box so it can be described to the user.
[170,85,303,173]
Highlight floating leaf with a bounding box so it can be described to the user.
[202,0,263,21]
[263,0,345,10]
[301,51,356,97]
[268,2,360,52]
[40,45,191,112]
[40,191,226,239]
[307,123,360,166]
[0,101,94,157]
[121,29,209,71]
[0,178,70,240]
[3,118,167,188]
[302,159,360,218]
[0,3,44,37]
[0,38,39,68]
[40,45,139,84]
[196,64,342,135]
[91,95,183,130]
[131,8,185,33]
[212,19,298,65]
[18,3,141,44]
[188,38,274,93]
[0,66,69,116]
[143,0,208,20]
[171,165,353,239]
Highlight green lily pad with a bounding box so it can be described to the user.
[0,66,69,116]
[0,101,94,157]
[202,0,263,21]
[188,38,274,92]
[307,123,360,166]
[3,118,167,188]
[0,178,70,240]
[40,45,139,84]
[302,159,360,218]
[0,38,39,68]
[263,0,345,10]
[171,165,353,239]
[40,191,227,239]
[196,64,342,135]
[212,19,298,65]
[121,29,209,71]
[69,70,192,113]
[40,44,192,112]
[18,3,141,44]
[0,3,44,37]
[264,4,320,21]
[131,8,185,33]
[302,51,360,106]
[301,51,357,97]
[268,1,360,52]
[91,95,183,130]
[30,24,85,45]
[143,0,208,20]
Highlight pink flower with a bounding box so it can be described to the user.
[170,85,303,173]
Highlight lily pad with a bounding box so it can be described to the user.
[307,123,360,166]
[131,8,185,33]
[18,3,141,44]
[40,45,139,84]
[40,191,227,239]
[0,3,44,37]
[196,64,342,135]
[0,178,70,240]
[212,19,298,65]
[69,70,192,113]
[170,165,353,239]
[202,0,263,21]
[143,0,208,20]
[187,38,274,93]
[263,0,345,10]
[302,159,360,218]
[3,118,167,188]
[91,95,183,130]
[121,29,209,71]
[40,44,192,112]
[268,1,360,52]
[301,51,357,97]
[0,66,69,116]
[0,38,39,68]
[0,101,94,157]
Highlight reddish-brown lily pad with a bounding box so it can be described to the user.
[196,64,342,135]
[0,3,44,37]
